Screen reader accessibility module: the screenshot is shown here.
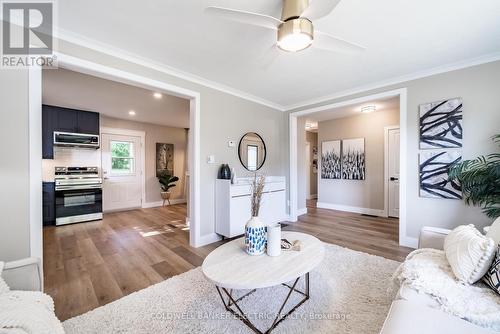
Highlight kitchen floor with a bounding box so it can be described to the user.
[43,202,411,321]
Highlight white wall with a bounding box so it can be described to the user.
[316,108,399,212]
[0,70,31,261]
[291,60,500,240]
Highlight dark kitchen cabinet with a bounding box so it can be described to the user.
[76,110,100,134]
[42,105,100,159]
[43,182,55,226]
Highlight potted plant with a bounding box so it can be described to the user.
[448,134,499,219]
[157,173,179,206]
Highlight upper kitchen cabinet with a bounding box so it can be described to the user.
[42,105,100,159]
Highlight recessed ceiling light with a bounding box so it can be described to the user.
[153,92,162,99]
[361,105,376,113]
[128,110,136,116]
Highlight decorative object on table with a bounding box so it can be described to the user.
[156,143,174,177]
[281,239,302,251]
[230,167,235,184]
[157,173,179,206]
[419,98,463,149]
[266,223,281,257]
[217,164,231,179]
[342,138,365,180]
[245,174,267,255]
[448,134,500,218]
[419,150,462,199]
[321,140,341,179]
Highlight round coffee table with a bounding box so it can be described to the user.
[202,231,324,333]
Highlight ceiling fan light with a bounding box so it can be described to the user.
[277,18,313,52]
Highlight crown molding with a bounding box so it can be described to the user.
[285,51,500,111]
[54,28,287,112]
[53,27,500,113]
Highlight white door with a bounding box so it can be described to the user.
[305,143,310,200]
[388,128,400,218]
[101,133,143,212]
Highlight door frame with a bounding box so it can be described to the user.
[289,88,413,247]
[100,127,146,211]
[305,142,311,200]
[29,52,204,251]
[383,125,400,218]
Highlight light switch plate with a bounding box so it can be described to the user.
[228,140,235,147]
[207,155,215,164]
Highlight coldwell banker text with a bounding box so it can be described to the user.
[1,1,57,68]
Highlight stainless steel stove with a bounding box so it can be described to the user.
[55,167,103,225]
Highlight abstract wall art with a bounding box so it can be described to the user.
[419,98,463,149]
[321,140,341,179]
[156,143,174,177]
[342,138,365,180]
[419,150,462,199]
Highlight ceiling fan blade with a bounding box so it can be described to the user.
[301,0,341,20]
[314,30,365,53]
[205,6,282,30]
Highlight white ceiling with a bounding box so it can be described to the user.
[55,0,500,109]
[42,69,190,128]
[304,96,400,123]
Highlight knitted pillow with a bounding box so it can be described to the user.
[483,245,500,295]
[444,224,496,284]
[0,262,10,294]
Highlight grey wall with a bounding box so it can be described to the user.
[306,131,318,197]
[291,60,500,240]
[317,108,399,211]
[0,70,31,261]
[100,116,188,203]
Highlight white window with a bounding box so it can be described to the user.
[247,145,258,171]
[111,141,135,174]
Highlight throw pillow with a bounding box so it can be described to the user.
[483,245,500,295]
[0,262,10,294]
[486,216,500,246]
[444,224,496,284]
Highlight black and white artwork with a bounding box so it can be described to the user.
[321,140,341,179]
[419,150,462,199]
[342,138,365,180]
[419,98,463,149]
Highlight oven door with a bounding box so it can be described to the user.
[55,187,102,225]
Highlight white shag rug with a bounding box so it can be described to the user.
[63,244,400,334]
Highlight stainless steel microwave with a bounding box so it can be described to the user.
[53,131,100,148]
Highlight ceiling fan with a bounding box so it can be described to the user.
[205,0,365,53]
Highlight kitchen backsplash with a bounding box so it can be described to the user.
[42,146,101,181]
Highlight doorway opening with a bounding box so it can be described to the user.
[289,88,412,248]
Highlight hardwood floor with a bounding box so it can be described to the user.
[43,202,412,321]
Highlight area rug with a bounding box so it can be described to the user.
[63,243,400,334]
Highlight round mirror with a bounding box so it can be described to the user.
[238,132,267,171]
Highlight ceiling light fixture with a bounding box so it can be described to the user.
[277,18,313,52]
[128,110,136,116]
[153,92,162,99]
[361,105,376,113]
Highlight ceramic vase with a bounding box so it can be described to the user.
[245,216,267,256]
[266,223,281,257]
[218,164,231,180]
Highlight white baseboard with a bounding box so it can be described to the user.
[400,236,418,249]
[297,207,308,216]
[316,202,385,217]
[196,233,222,247]
[142,198,187,209]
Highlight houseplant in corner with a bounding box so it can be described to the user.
[245,174,267,255]
[157,173,179,206]
[448,134,500,219]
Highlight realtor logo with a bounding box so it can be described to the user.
[1,1,57,68]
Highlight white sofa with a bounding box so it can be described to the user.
[380,227,498,334]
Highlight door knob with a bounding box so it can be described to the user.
[390,177,399,181]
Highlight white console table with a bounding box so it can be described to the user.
[215,176,286,238]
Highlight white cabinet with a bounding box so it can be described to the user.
[215,176,286,238]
